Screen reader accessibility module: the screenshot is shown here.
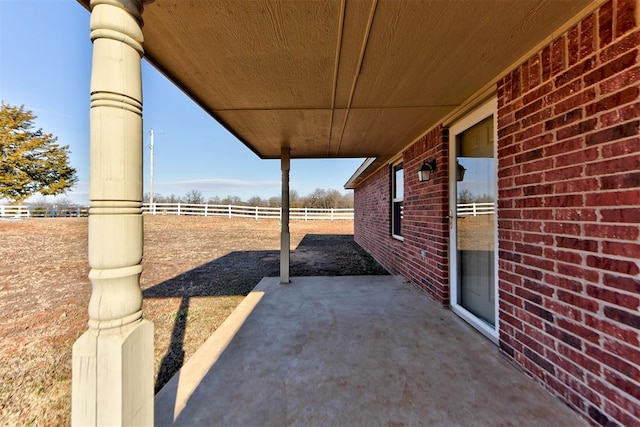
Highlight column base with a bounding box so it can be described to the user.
[72,319,154,426]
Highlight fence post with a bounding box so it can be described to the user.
[204,204,208,217]
[228,205,232,218]
[0,205,4,217]
[177,203,181,215]
[305,207,308,221]
[473,202,477,216]
[255,206,258,220]
[331,208,334,220]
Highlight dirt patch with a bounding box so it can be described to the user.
[0,216,386,425]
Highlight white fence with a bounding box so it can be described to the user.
[143,203,354,220]
[0,203,353,221]
[1,202,492,220]
[457,202,495,217]
[0,205,89,218]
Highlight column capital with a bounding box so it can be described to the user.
[90,0,145,20]
[90,0,145,54]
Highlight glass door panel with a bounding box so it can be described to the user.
[456,116,496,326]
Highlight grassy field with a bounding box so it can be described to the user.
[0,216,387,425]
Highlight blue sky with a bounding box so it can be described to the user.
[0,0,364,204]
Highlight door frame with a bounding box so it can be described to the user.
[448,97,499,344]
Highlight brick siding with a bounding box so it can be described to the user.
[353,0,639,425]
[354,127,450,304]
[497,1,639,425]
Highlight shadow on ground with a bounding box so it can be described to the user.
[143,234,388,392]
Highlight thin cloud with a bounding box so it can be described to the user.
[162,178,280,192]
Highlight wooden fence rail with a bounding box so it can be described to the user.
[142,203,354,220]
[0,202,494,220]
[456,202,495,217]
[0,205,89,218]
[0,203,354,220]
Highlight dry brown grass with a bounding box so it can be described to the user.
[456,214,496,250]
[0,216,385,425]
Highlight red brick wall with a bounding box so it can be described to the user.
[354,1,638,424]
[497,1,640,425]
[354,127,450,303]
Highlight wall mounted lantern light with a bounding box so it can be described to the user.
[418,158,437,182]
[456,161,467,182]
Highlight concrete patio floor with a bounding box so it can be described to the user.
[155,275,585,426]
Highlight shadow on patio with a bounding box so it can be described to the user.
[154,275,585,426]
[144,234,388,393]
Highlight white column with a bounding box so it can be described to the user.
[72,1,153,425]
[280,148,290,284]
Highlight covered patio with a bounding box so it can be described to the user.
[154,276,584,426]
[72,0,603,424]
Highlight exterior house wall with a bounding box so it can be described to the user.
[352,1,639,425]
[355,127,450,304]
[497,1,639,425]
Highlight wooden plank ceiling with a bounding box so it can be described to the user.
[79,0,592,181]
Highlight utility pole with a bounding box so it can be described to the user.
[149,129,155,213]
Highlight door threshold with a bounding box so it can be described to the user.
[451,304,498,345]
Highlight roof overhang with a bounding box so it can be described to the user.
[78,0,596,182]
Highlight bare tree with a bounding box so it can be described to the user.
[220,195,243,205]
[268,196,281,207]
[246,195,266,206]
[458,189,474,204]
[183,189,204,204]
[164,193,182,203]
